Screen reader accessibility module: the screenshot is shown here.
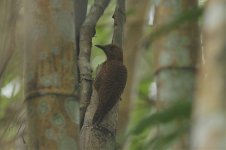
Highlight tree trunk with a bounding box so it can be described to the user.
[24,1,79,149]
[153,0,199,149]
[119,0,150,135]
[191,0,226,149]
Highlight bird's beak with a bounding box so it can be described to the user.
[95,45,105,50]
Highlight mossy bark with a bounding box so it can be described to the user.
[24,1,79,149]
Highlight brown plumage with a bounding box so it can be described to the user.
[92,44,127,125]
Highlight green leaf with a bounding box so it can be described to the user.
[130,100,192,135]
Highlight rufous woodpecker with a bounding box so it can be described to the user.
[92,44,127,125]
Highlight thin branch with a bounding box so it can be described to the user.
[112,0,126,48]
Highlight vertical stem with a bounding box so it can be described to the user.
[112,0,126,48]
[79,0,111,129]
[80,0,126,149]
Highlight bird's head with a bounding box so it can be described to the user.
[95,44,123,62]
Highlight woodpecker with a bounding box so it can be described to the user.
[92,44,127,125]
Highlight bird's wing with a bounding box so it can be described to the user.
[94,63,106,91]
[93,61,127,124]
